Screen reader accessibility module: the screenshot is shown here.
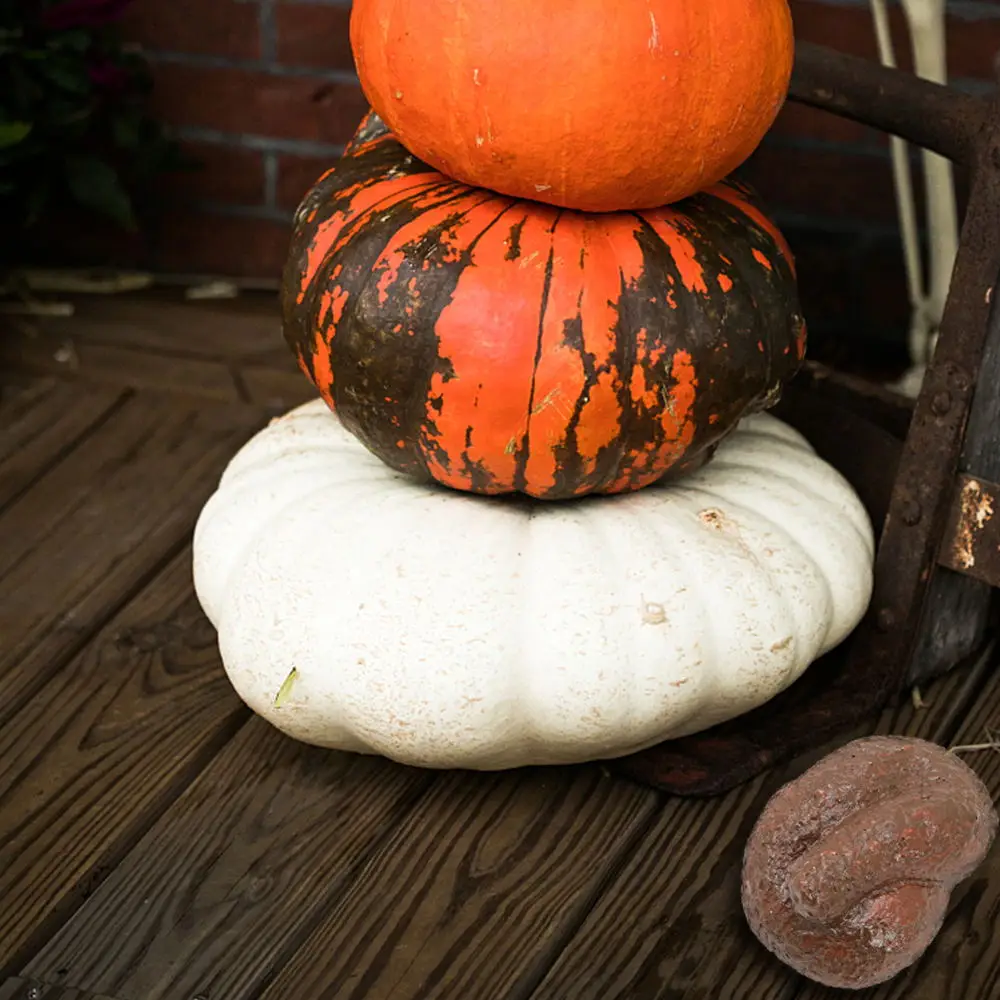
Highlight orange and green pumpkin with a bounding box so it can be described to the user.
[349,0,795,212]
[282,111,807,500]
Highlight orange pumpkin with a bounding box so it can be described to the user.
[349,0,795,213]
[282,112,806,500]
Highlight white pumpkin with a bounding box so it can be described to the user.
[193,399,874,769]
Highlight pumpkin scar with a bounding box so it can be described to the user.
[642,600,667,626]
[531,387,565,416]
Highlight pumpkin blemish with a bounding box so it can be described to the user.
[274,667,299,708]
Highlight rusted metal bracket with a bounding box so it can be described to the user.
[789,40,989,167]
[940,474,1000,588]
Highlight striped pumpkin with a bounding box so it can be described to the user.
[282,111,807,500]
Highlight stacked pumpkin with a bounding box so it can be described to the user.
[193,1,876,769]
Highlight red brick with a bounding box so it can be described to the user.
[120,0,260,61]
[276,1,355,72]
[789,0,1000,81]
[276,153,338,211]
[154,210,293,278]
[149,63,368,145]
[741,144,899,225]
[20,201,288,279]
[166,142,267,207]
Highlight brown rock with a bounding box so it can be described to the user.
[741,736,997,989]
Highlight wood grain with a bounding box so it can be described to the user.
[1,328,243,401]
[792,648,1000,1000]
[0,379,124,511]
[527,653,994,1000]
[0,391,262,723]
[42,292,282,363]
[0,551,248,974]
[0,977,118,1000]
[258,767,658,1000]
[25,722,431,1000]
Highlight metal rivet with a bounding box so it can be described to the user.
[876,608,897,632]
[931,390,952,416]
[26,988,42,1000]
[900,498,923,526]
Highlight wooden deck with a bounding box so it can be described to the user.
[2,291,1000,1000]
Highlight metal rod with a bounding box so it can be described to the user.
[788,41,989,167]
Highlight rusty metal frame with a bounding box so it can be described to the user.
[790,40,1000,711]
[615,40,1000,796]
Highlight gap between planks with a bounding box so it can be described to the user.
[0,378,128,514]
[0,548,251,978]
[0,385,266,726]
[18,651,994,1000]
[23,721,437,1000]
[0,977,120,1000]
[1,295,314,412]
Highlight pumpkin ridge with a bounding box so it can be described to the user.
[676,479,817,662]
[412,197,527,488]
[690,474,844,652]
[351,195,522,486]
[515,212,562,495]
[686,192,798,413]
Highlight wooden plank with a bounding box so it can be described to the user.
[0,551,248,975]
[39,294,282,363]
[256,767,658,1000]
[239,365,317,413]
[0,379,124,511]
[526,652,994,1000]
[792,652,1000,1000]
[0,977,118,1000]
[24,723,431,1000]
[0,392,263,722]
[1,328,242,401]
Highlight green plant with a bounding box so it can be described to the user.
[0,0,183,238]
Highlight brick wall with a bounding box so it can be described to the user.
[117,0,1000,369]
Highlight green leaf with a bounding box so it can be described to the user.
[273,667,299,708]
[0,120,31,148]
[63,153,136,229]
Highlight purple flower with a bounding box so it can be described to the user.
[40,0,136,31]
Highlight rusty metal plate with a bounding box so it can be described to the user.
[940,474,1000,587]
